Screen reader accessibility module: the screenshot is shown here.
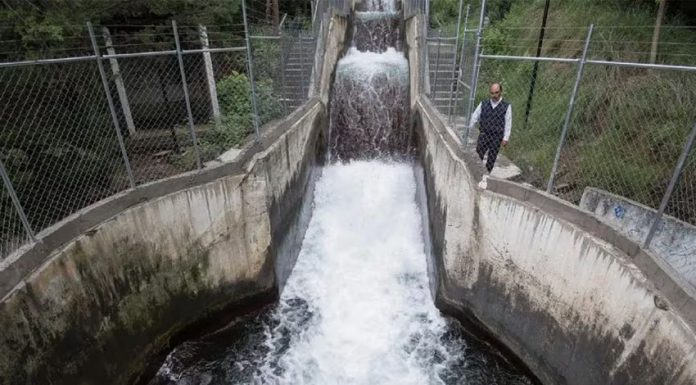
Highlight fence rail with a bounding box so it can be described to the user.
[0,1,321,261]
[429,0,696,250]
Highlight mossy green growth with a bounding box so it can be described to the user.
[0,232,270,385]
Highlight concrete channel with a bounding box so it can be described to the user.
[1,8,695,385]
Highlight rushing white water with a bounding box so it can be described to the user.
[147,2,534,383]
[364,0,397,12]
[337,47,408,78]
[329,48,410,160]
[253,161,460,385]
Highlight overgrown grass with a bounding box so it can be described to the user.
[471,0,696,222]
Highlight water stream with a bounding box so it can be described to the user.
[146,1,536,384]
[148,162,533,385]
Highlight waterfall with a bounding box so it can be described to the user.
[146,2,537,384]
[328,2,409,161]
[329,48,409,160]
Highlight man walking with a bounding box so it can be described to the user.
[469,83,512,173]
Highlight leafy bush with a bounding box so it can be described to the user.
[172,71,283,168]
[217,71,283,128]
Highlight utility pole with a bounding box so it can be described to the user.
[522,0,551,131]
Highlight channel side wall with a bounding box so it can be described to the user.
[413,95,696,385]
[0,98,326,385]
[580,187,696,292]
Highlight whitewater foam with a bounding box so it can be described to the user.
[254,161,461,385]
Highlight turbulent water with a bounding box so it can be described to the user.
[329,48,410,160]
[149,162,534,385]
[328,0,409,161]
[146,1,536,384]
[354,12,402,52]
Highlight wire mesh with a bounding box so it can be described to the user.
[0,28,94,63]
[404,0,427,19]
[468,59,576,185]
[249,27,286,125]
[435,0,696,245]
[554,66,696,217]
[427,27,459,113]
[0,61,131,238]
[0,0,321,259]
[0,179,30,261]
[111,54,197,182]
[197,50,262,163]
[667,140,696,226]
[450,30,477,122]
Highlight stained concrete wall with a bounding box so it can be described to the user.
[413,96,696,385]
[0,99,327,385]
[581,187,696,293]
[312,13,349,105]
[0,9,354,383]
[405,14,427,109]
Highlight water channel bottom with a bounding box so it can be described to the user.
[150,161,534,385]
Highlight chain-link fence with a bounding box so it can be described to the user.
[0,1,322,261]
[404,0,428,19]
[428,0,696,250]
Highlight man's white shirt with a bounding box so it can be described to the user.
[469,98,512,141]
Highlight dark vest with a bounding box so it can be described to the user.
[480,99,509,136]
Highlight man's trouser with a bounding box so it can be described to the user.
[476,129,504,172]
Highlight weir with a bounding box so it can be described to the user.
[148,1,533,383]
[1,1,696,385]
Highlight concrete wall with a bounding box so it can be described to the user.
[581,187,696,293]
[405,14,427,109]
[0,99,327,385]
[312,13,350,106]
[413,96,696,385]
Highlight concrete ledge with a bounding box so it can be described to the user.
[0,99,322,299]
[580,187,696,291]
[413,90,696,385]
[0,97,325,385]
[485,177,696,334]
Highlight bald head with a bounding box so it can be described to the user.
[490,83,502,102]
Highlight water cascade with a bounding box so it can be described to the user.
[147,1,536,384]
[329,48,409,160]
[329,0,408,160]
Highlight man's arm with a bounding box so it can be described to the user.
[469,102,482,128]
[503,104,512,144]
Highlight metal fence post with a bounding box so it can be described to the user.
[546,24,594,194]
[102,27,136,135]
[172,20,203,170]
[432,29,443,100]
[278,15,289,115]
[87,22,136,188]
[0,159,35,242]
[446,0,464,115]
[643,122,696,249]
[198,25,222,126]
[464,0,487,142]
[242,0,262,141]
[448,3,470,122]
[302,31,310,99]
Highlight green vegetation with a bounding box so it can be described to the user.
[172,71,283,168]
[443,0,696,222]
[0,1,303,249]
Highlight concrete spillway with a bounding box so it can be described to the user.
[149,162,533,384]
[329,9,409,160]
[2,2,696,385]
[148,1,534,383]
